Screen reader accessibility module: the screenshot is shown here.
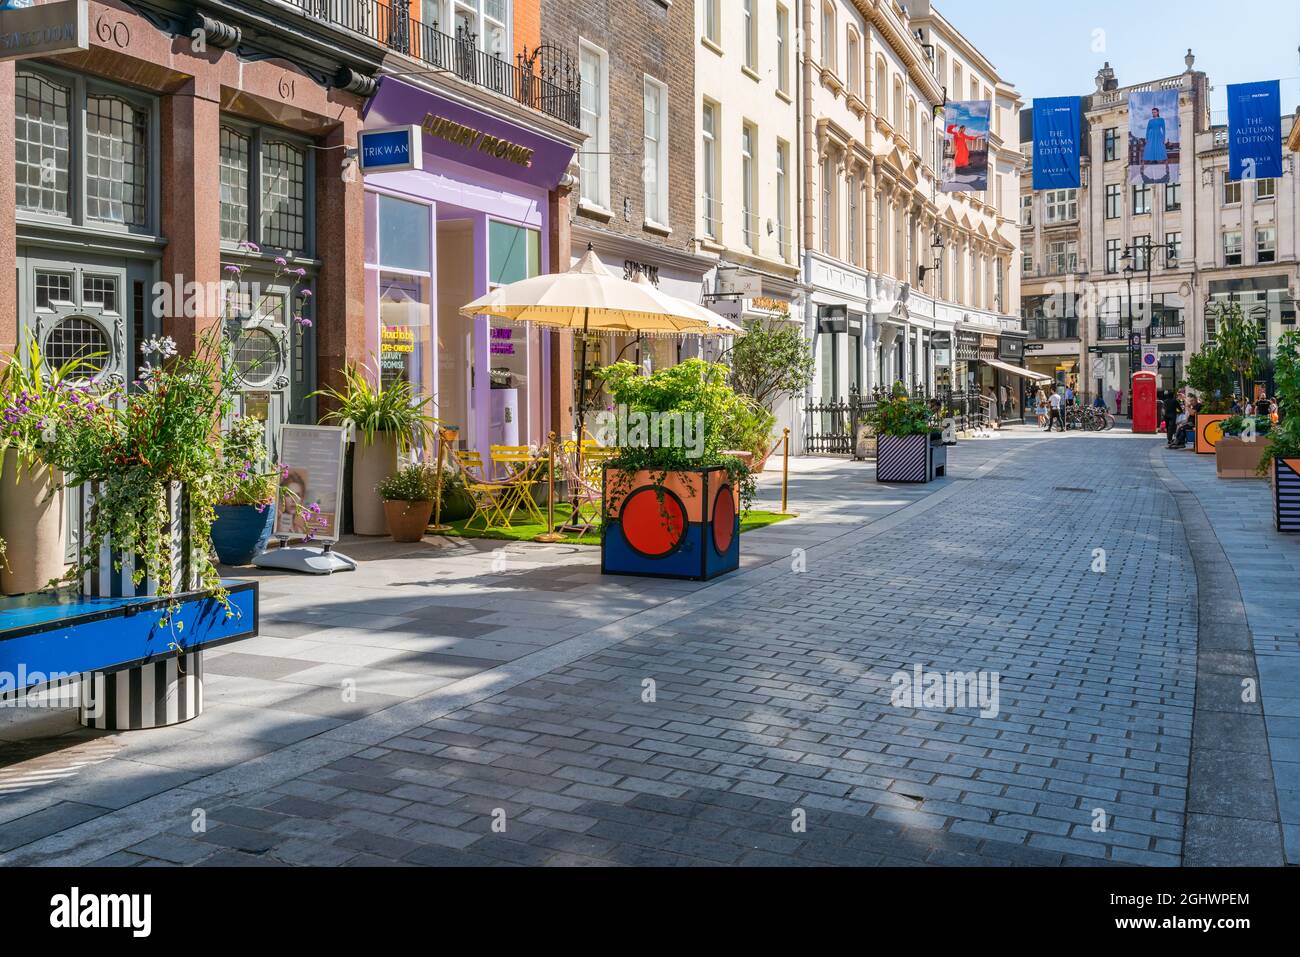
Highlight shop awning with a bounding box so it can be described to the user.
[981,357,1052,381]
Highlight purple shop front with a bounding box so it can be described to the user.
[361,77,576,459]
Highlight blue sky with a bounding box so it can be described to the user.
[945,0,1300,126]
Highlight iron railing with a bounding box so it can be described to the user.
[803,387,996,457]
[1026,318,1079,340]
[282,0,581,127]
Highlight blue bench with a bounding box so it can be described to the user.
[0,581,258,730]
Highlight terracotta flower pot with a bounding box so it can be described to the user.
[352,433,399,535]
[0,450,66,595]
[383,499,434,542]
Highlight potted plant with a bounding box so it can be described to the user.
[1214,414,1273,479]
[0,338,98,594]
[596,360,754,581]
[725,313,814,471]
[313,363,438,536]
[868,383,946,483]
[378,463,437,542]
[1259,331,1300,531]
[211,416,279,565]
[1187,303,1260,453]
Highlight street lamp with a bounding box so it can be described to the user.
[1121,236,1180,342]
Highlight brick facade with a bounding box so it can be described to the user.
[539,0,698,269]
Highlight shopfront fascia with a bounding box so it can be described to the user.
[362,78,575,457]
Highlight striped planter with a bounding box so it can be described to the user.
[1274,458,1300,533]
[79,481,200,598]
[80,652,203,730]
[876,434,944,483]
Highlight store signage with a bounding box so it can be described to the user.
[751,296,790,315]
[489,326,516,356]
[421,113,535,168]
[381,325,415,353]
[818,304,847,334]
[1025,343,1045,351]
[624,261,659,285]
[999,336,1024,359]
[359,125,422,173]
[275,425,347,544]
[0,0,88,62]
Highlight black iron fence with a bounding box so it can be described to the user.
[283,0,581,127]
[803,388,993,457]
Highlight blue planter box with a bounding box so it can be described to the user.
[0,580,258,698]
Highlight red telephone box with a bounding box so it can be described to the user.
[1131,371,1159,434]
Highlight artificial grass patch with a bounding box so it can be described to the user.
[437,503,794,546]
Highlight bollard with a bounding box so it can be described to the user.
[781,427,791,515]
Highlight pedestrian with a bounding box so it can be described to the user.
[1064,384,1075,407]
[1092,393,1106,410]
[1046,387,1065,432]
[1164,389,1180,448]
[1115,388,1124,416]
[1034,384,1048,428]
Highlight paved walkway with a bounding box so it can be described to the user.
[1157,445,1300,864]
[0,426,1285,866]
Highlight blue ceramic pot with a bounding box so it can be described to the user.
[212,504,276,566]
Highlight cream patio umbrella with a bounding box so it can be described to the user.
[460,246,740,531]
[461,246,738,445]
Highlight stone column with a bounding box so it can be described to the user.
[548,183,574,438]
[314,117,367,407]
[0,62,16,355]
[159,83,222,356]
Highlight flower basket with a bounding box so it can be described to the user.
[601,465,739,581]
[78,480,200,598]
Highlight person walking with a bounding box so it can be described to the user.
[1034,385,1048,428]
[1115,388,1124,416]
[1046,388,1065,432]
[1164,389,1180,448]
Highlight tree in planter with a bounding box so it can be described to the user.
[1183,341,1235,413]
[596,359,757,514]
[1260,330,1300,475]
[1211,301,1263,403]
[726,313,815,447]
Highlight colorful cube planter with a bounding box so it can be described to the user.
[1195,414,1231,455]
[876,433,946,483]
[1274,458,1300,533]
[601,466,740,581]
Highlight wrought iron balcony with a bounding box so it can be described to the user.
[1098,320,1186,340]
[281,0,581,128]
[1026,318,1079,340]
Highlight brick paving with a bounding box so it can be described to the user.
[0,428,1276,866]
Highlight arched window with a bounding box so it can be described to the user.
[846,30,861,96]
[874,56,887,116]
[893,76,903,130]
[85,94,149,227]
[907,98,917,147]
[821,2,836,71]
[15,71,71,217]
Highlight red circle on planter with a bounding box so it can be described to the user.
[712,485,736,554]
[621,488,686,558]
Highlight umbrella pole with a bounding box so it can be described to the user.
[561,308,592,533]
[535,432,564,543]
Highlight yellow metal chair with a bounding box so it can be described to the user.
[489,445,547,526]
[451,449,512,530]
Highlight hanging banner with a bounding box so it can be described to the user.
[1128,88,1180,185]
[1227,80,1283,182]
[1031,96,1082,190]
[942,100,991,192]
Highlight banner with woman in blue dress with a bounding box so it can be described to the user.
[1128,89,1180,185]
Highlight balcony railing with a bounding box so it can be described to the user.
[1098,320,1186,340]
[282,0,581,127]
[1026,318,1079,340]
